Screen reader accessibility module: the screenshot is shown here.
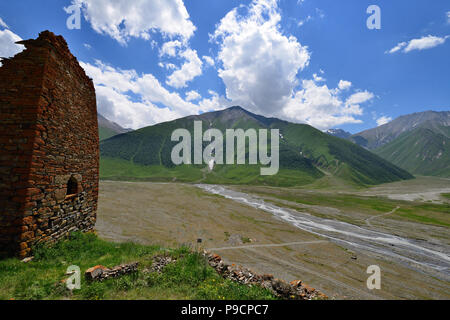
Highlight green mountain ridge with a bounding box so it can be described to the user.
[351,110,450,150]
[375,126,450,177]
[100,106,413,186]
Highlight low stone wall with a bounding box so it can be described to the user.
[205,252,327,300]
[85,262,139,281]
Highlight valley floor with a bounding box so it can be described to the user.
[97,178,450,300]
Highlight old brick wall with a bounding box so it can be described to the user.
[0,31,99,257]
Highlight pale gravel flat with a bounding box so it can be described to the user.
[97,180,450,300]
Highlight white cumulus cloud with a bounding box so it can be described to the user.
[166,48,203,88]
[387,35,449,54]
[185,90,201,101]
[313,73,325,82]
[80,60,228,129]
[386,42,407,54]
[282,80,372,130]
[404,35,449,52]
[212,0,310,115]
[160,40,183,57]
[0,29,24,66]
[376,116,392,126]
[345,91,374,106]
[210,0,373,129]
[202,55,215,67]
[338,80,352,91]
[81,60,200,128]
[72,0,196,44]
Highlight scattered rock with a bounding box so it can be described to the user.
[21,256,34,263]
[303,284,315,294]
[290,279,302,287]
[203,251,327,300]
[85,262,138,281]
[263,274,274,281]
[270,279,292,296]
[85,265,108,280]
[147,255,177,273]
[227,234,244,246]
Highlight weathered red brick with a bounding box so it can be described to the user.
[0,31,99,258]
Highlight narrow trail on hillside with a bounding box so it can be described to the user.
[365,206,400,227]
[207,240,328,251]
[197,184,450,282]
[195,168,208,183]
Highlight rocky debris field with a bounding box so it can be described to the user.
[204,251,327,300]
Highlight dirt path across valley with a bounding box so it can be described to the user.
[365,207,400,227]
[207,240,328,251]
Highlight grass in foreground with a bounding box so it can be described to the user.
[0,233,275,300]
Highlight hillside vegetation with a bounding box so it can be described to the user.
[375,126,450,177]
[0,233,275,300]
[99,127,121,141]
[100,107,413,186]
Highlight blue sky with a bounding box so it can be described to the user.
[0,0,449,133]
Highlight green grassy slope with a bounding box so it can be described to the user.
[99,126,121,141]
[271,121,413,185]
[0,233,275,300]
[375,126,450,177]
[100,107,413,186]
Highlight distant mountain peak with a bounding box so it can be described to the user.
[227,105,246,111]
[326,128,352,139]
[97,113,132,141]
[184,106,278,128]
[219,105,253,117]
[351,110,450,149]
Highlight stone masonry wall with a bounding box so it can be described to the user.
[0,31,99,258]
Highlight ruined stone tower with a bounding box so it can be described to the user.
[0,31,99,258]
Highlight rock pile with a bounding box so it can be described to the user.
[85,262,138,281]
[149,255,177,273]
[205,252,327,300]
